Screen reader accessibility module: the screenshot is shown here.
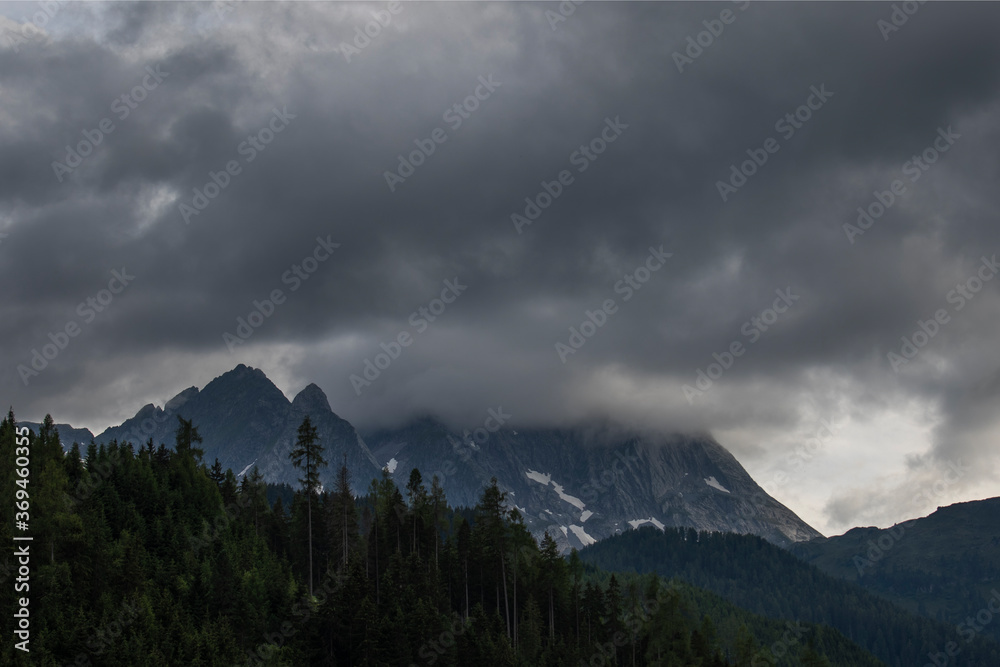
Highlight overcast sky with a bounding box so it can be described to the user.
[2,1,999,536]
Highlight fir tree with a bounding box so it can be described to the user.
[290,415,326,596]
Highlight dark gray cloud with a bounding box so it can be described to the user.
[2,1,999,534]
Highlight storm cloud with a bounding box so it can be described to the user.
[2,1,999,535]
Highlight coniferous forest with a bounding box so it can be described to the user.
[4,411,891,666]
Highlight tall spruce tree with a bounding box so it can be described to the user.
[290,415,326,596]
[328,457,357,572]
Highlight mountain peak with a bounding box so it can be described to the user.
[200,364,285,400]
[229,363,266,379]
[292,383,332,414]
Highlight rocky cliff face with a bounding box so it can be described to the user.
[364,418,822,552]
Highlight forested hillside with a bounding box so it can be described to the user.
[791,498,1000,643]
[1,411,876,666]
[579,527,1000,667]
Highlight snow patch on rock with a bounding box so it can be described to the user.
[704,476,730,493]
[552,482,585,510]
[569,524,596,546]
[526,469,551,484]
[237,458,258,478]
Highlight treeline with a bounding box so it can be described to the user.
[578,526,1000,667]
[3,411,851,665]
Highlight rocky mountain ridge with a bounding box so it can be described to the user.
[26,364,822,551]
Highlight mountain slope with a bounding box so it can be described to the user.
[579,526,1000,667]
[791,497,1000,643]
[364,417,822,551]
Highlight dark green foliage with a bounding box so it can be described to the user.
[0,411,296,666]
[0,411,891,666]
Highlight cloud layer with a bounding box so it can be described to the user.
[2,1,999,535]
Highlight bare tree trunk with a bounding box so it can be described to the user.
[513,548,518,649]
[307,494,313,597]
[501,551,510,639]
[549,587,555,642]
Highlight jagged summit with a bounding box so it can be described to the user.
[292,383,332,414]
[93,365,381,491]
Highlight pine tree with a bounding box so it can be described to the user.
[174,416,204,461]
[290,415,326,596]
[239,466,267,536]
[539,531,565,643]
[734,623,759,667]
[209,458,225,486]
[328,458,357,571]
[458,518,472,620]
[800,637,833,666]
[519,595,543,663]
[405,468,426,556]
[429,475,447,569]
[474,478,511,639]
